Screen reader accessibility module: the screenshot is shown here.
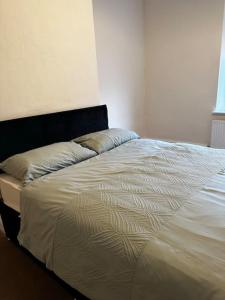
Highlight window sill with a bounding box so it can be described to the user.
[212,111,225,116]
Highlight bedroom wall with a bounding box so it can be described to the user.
[0,0,99,121]
[144,0,224,145]
[93,0,147,136]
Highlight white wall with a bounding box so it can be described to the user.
[93,0,146,135]
[0,0,99,121]
[144,0,224,145]
[1,0,224,144]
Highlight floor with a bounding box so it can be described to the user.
[0,225,75,300]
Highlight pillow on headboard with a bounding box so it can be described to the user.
[0,142,96,185]
[73,128,139,154]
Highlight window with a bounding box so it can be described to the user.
[215,11,225,113]
[215,52,225,113]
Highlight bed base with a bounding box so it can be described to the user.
[0,200,20,242]
[0,201,89,300]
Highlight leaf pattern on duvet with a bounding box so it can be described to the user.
[18,139,225,300]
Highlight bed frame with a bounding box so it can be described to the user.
[0,104,108,299]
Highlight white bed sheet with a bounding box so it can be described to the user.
[0,174,22,212]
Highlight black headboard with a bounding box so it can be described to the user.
[0,105,108,162]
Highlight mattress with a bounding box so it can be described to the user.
[0,174,22,212]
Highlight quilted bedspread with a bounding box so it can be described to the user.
[18,139,225,300]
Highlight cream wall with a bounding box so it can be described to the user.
[0,0,99,121]
[1,0,224,143]
[93,0,146,136]
[144,0,224,145]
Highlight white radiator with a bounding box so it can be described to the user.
[211,120,225,148]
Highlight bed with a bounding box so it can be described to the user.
[0,105,225,300]
[0,105,108,242]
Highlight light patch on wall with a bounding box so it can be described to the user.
[0,0,99,121]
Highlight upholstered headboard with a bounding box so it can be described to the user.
[0,105,108,162]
